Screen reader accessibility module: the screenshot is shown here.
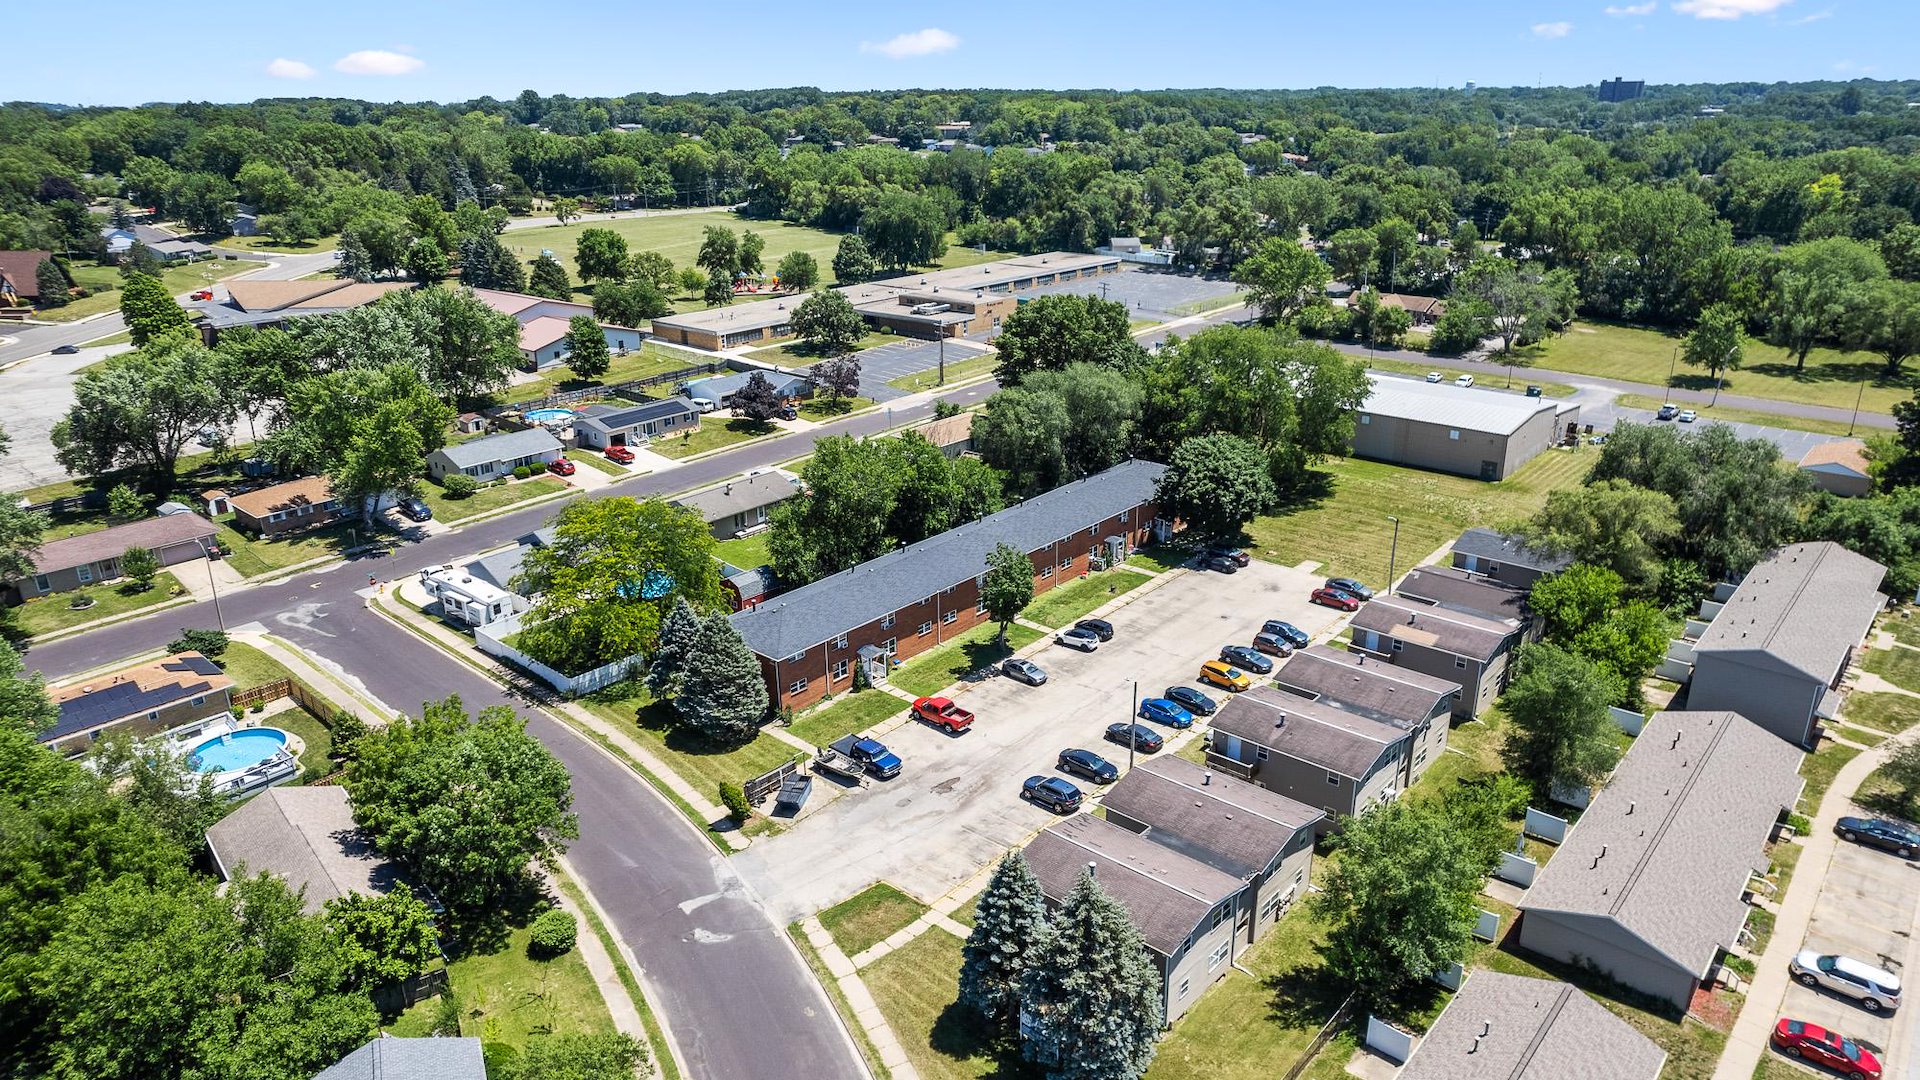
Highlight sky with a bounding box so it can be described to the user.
[6,0,1917,107]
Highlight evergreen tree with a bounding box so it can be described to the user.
[563,316,610,379]
[1019,870,1164,1080]
[959,852,1050,1024]
[527,254,572,299]
[674,614,768,745]
[34,258,67,309]
[336,232,375,283]
[645,597,703,699]
[119,241,164,280]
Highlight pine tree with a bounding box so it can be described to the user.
[1019,870,1164,1080]
[674,614,768,745]
[337,233,375,283]
[645,597,703,699]
[959,852,1050,1024]
[34,258,67,309]
[527,254,572,300]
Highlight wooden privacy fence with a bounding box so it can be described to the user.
[231,677,333,718]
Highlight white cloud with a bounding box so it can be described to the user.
[1672,0,1793,19]
[1532,20,1574,37]
[1604,3,1656,14]
[858,28,961,59]
[265,58,315,79]
[333,49,425,76]
[1790,9,1832,22]
[1833,59,1876,73]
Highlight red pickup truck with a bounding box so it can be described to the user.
[912,696,975,734]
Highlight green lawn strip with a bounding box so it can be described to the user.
[1843,691,1920,734]
[1124,546,1189,574]
[1613,393,1859,437]
[788,924,892,1080]
[1366,356,1578,398]
[949,892,980,929]
[819,883,931,958]
[552,870,683,1080]
[798,396,877,422]
[273,707,336,781]
[650,418,778,460]
[1846,728,1890,748]
[1799,741,1865,815]
[1863,647,1920,694]
[564,448,628,476]
[422,477,568,524]
[215,520,359,578]
[78,329,133,348]
[498,345,708,406]
[385,913,614,1047]
[1853,762,1911,820]
[15,573,184,637]
[887,353,999,393]
[216,640,301,688]
[1885,615,1920,648]
[576,682,803,797]
[214,234,341,254]
[861,929,1033,1080]
[887,623,1044,698]
[1167,291,1251,317]
[749,330,906,366]
[788,690,909,748]
[1018,568,1152,629]
[1246,450,1594,585]
[712,532,772,570]
[1753,1058,1807,1080]
[49,258,255,323]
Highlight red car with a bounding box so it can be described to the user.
[1772,1018,1881,1079]
[603,445,635,464]
[190,289,213,301]
[1310,587,1361,611]
[547,457,576,476]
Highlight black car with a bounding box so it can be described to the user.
[1324,577,1374,601]
[1220,645,1274,674]
[1022,774,1083,813]
[1105,722,1164,754]
[51,343,80,355]
[1836,816,1920,857]
[1261,620,1311,648]
[775,404,799,421]
[1201,554,1240,574]
[1058,748,1119,785]
[1074,618,1116,642]
[1164,685,1218,716]
[398,497,433,522]
[1206,545,1251,567]
[1002,657,1048,686]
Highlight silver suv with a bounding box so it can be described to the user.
[1791,950,1902,1013]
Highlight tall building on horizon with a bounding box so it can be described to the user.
[1599,77,1646,103]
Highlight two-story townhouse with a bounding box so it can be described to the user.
[1204,686,1417,835]
[1273,644,1461,777]
[1348,595,1524,718]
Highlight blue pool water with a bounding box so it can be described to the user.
[190,729,288,773]
[525,408,575,423]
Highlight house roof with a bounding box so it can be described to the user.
[465,528,554,593]
[1023,813,1243,956]
[1373,292,1447,318]
[431,428,563,470]
[574,398,698,434]
[1692,542,1887,683]
[731,460,1164,659]
[313,1037,486,1080]
[910,412,976,448]
[1396,566,1530,624]
[1351,595,1520,662]
[224,279,408,313]
[1451,527,1574,575]
[29,513,217,575]
[229,476,335,519]
[1273,645,1461,728]
[1798,439,1871,479]
[1398,971,1667,1080]
[1521,711,1804,979]
[1208,685,1409,780]
[722,562,776,596]
[1103,756,1324,879]
[1359,374,1559,437]
[518,315,573,352]
[205,786,401,915]
[0,250,52,299]
[671,470,802,523]
[683,369,810,401]
[46,652,231,744]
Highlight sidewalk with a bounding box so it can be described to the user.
[232,629,398,722]
[799,915,920,1080]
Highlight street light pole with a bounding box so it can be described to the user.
[1850,372,1869,436]
[1386,515,1401,597]
[199,538,225,631]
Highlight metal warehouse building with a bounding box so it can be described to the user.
[1351,375,1578,481]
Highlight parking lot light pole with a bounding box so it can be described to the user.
[1129,680,1138,770]
[1385,516,1401,597]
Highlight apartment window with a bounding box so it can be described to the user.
[835,635,849,650]
[1486,562,1501,574]
[975,597,987,614]
[917,621,933,636]
[1208,941,1230,971]
[76,565,93,584]
[942,610,957,625]
[784,650,807,664]
[296,504,312,516]
[1058,556,1072,570]
[1325,770,1340,785]
[32,574,49,593]
[1455,657,1468,669]
[1255,747,1269,761]
[1390,640,1404,653]
[1120,510,1130,522]
[1210,903,1229,929]
[190,696,204,707]
[1041,566,1054,579]
[1177,977,1190,999]
[147,710,159,722]
[881,614,895,630]
[832,659,849,680]
[1359,414,1371,425]
[788,677,809,695]
[881,637,896,654]
[1448,429,1461,441]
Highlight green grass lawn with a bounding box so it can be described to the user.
[51,259,255,322]
[1019,567,1153,629]
[386,909,612,1047]
[421,477,568,524]
[651,418,778,460]
[274,707,337,781]
[888,623,1044,698]
[1613,393,1861,437]
[14,573,184,637]
[798,396,877,422]
[950,893,980,929]
[1864,647,1920,695]
[788,689,908,748]
[78,328,133,348]
[749,330,906,366]
[498,344,711,406]
[214,233,340,254]
[1167,290,1251,317]
[1885,614,1920,648]
[862,928,1037,1080]
[1852,761,1915,820]
[1366,356,1578,398]
[216,640,298,688]
[889,354,1000,393]
[215,520,361,578]
[1246,450,1594,585]
[563,448,627,476]
[1124,546,1190,574]
[1800,740,1865,815]
[1842,691,1920,734]
[820,883,929,958]
[712,532,772,570]
[578,681,803,797]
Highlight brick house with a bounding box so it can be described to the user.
[229,476,343,537]
[42,652,234,755]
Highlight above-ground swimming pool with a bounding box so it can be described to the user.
[189,728,290,774]
[525,408,576,425]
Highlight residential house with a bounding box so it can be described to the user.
[7,513,216,602]
[1204,685,1419,835]
[680,369,812,410]
[672,470,802,539]
[1518,711,1804,1010]
[315,1038,486,1080]
[1799,439,1873,498]
[1023,813,1247,1024]
[909,412,976,458]
[229,203,259,237]
[720,562,777,611]
[731,459,1164,710]
[42,652,234,755]
[1688,542,1887,746]
[0,249,53,306]
[570,399,700,451]
[1396,565,1536,640]
[426,428,564,482]
[465,528,554,594]
[102,224,212,262]
[1349,594,1525,718]
[1273,644,1460,777]
[1352,375,1577,481]
[471,288,643,370]
[206,786,403,915]
[229,476,343,537]
[195,278,411,337]
[1450,527,1572,590]
[1372,292,1447,326]
[1397,971,1666,1079]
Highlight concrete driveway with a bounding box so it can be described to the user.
[729,558,1344,921]
[1777,834,1920,1068]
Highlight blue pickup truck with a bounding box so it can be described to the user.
[819,734,902,781]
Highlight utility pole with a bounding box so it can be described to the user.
[1128,680,1138,770]
[1385,516,1401,597]
[937,332,946,386]
[199,538,225,630]
[1666,345,1678,406]
[1850,372,1869,436]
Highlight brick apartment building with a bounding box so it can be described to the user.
[730,459,1165,710]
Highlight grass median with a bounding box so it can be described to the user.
[819,883,929,958]
[1019,567,1153,629]
[887,623,1044,699]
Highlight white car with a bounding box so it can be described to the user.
[1454,374,1475,387]
[690,397,720,414]
[1055,628,1100,652]
[1678,409,1698,423]
[1425,371,1443,383]
[1791,950,1902,1013]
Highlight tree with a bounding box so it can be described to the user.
[833,234,877,283]
[527,253,572,300]
[1017,870,1164,1080]
[731,371,783,423]
[1429,297,1493,354]
[629,249,676,290]
[458,231,527,292]
[324,884,439,989]
[1570,599,1672,701]
[1310,799,1485,1005]
[335,231,374,283]
[1768,237,1887,370]
[811,356,862,406]
[1519,479,1680,590]
[574,227,630,283]
[645,597,704,699]
[593,279,671,326]
[674,614,769,745]
[552,196,580,225]
[106,483,146,522]
[1023,365,1142,479]
[494,1033,648,1080]
[1459,258,1555,354]
[404,238,448,285]
[862,192,946,271]
[292,287,523,402]
[767,436,904,584]
[789,288,865,355]
[271,363,452,484]
[118,273,192,347]
[676,266,708,296]
[333,398,429,525]
[563,316,610,379]
[973,386,1072,497]
[1683,302,1745,400]
[992,294,1145,385]
[1527,563,1629,641]
[52,342,231,494]
[982,543,1036,646]
[775,250,819,291]
[33,257,66,309]
[167,627,229,658]
[738,230,766,277]
[959,851,1049,1023]
[1591,422,1810,577]
[119,241,164,280]
[1373,217,1418,290]
[0,425,43,594]
[1367,300,1413,348]
[1500,643,1625,797]
[0,637,57,734]
[1235,236,1330,324]
[118,546,159,590]
[1324,227,1379,285]
[696,225,739,276]
[1155,434,1276,543]
[346,695,578,912]
[702,268,735,307]
[1848,279,1920,375]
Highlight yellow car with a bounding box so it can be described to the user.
[1198,660,1251,692]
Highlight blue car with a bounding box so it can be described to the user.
[1163,685,1218,716]
[1139,697,1195,729]
[1262,620,1311,649]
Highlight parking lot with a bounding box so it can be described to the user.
[1581,394,1833,462]
[847,338,995,402]
[729,558,1347,921]
[1017,267,1245,323]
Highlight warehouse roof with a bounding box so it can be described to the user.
[1024,813,1242,957]
[1359,374,1559,436]
[1104,756,1323,879]
[1208,685,1408,780]
[1398,971,1666,1080]
[1693,542,1886,682]
[1274,645,1461,727]
[1351,595,1520,662]
[431,428,562,470]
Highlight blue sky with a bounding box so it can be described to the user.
[7,0,1915,106]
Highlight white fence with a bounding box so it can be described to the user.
[474,613,642,696]
[1364,1015,1416,1063]
[1609,705,1648,737]
[1699,598,1726,620]
[1712,581,1738,603]
[1473,908,1501,942]
[1525,806,1570,844]
[1431,961,1466,990]
[1550,780,1593,809]
[1496,850,1538,888]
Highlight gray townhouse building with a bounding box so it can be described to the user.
[1398,971,1666,1080]
[1396,564,1538,641]
[1273,644,1461,779]
[1449,527,1572,590]
[1204,686,1418,834]
[1349,594,1524,719]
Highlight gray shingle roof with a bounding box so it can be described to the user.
[1520,711,1804,978]
[1351,595,1519,662]
[683,370,810,402]
[1397,566,1530,624]
[730,460,1164,659]
[1103,756,1323,879]
[1398,972,1667,1080]
[1693,542,1887,682]
[1361,374,1559,436]
[1208,686,1408,780]
[1274,645,1461,728]
[205,787,400,915]
[1023,813,1242,956]
[672,470,802,523]
[314,1037,487,1080]
[574,397,698,434]
[1451,527,1573,575]
[432,428,562,470]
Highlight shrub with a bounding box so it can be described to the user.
[1782,811,1812,835]
[169,627,229,658]
[1294,303,1336,338]
[852,661,871,692]
[329,708,369,761]
[441,473,479,499]
[719,781,752,824]
[528,908,578,957]
[513,464,534,480]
